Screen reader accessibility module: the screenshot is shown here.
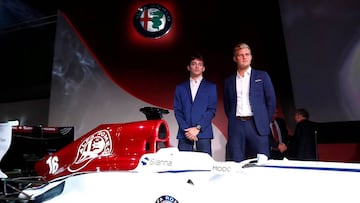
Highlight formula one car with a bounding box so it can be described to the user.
[19,147,360,203]
[2,107,360,202]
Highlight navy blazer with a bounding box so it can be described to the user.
[223,69,276,136]
[174,79,217,139]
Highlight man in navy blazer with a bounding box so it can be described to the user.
[174,53,217,156]
[224,43,276,162]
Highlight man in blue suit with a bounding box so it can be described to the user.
[174,53,217,156]
[224,43,276,162]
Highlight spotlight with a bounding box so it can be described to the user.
[8,119,20,126]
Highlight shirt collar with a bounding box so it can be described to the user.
[190,76,203,83]
[236,67,252,78]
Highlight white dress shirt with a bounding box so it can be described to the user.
[236,68,253,116]
[190,76,202,101]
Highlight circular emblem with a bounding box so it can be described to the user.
[133,3,172,38]
[155,195,179,203]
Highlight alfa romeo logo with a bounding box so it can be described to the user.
[155,195,179,203]
[133,3,172,38]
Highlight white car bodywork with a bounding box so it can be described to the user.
[20,147,360,203]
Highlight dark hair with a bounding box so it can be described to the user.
[296,108,309,119]
[189,53,204,64]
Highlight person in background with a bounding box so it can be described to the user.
[223,42,276,162]
[288,108,318,161]
[173,53,217,156]
[269,105,290,160]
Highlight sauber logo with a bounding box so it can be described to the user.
[133,3,172,38]
[141,157,150,165]
[68,129,112,172]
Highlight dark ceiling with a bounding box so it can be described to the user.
[0,0,58,102]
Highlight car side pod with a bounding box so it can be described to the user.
[34,107,171,182]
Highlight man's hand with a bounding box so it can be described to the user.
[184,127,199,141]
[278,143,287,153]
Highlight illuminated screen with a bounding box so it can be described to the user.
[278,0,360,122]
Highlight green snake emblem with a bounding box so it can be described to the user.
[150,10,164,30]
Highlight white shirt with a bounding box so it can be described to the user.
[236,68,253,116]
[190,76,202,101]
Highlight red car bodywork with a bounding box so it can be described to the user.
[34,119,171,181]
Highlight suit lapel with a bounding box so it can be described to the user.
[186,80,193,103]
[249,69,256,91]
[231,74,237,99]
[193,79,204,103]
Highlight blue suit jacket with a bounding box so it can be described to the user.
[223,69,276,136]
[174,79,217,139]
